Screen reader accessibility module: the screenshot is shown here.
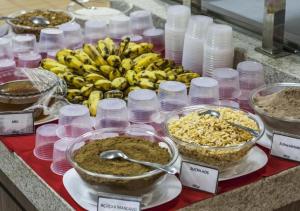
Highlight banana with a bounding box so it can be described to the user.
[85,73,106,83]
[153,70,167,80]
[80,83,94,97]
[138,70,157,82]
[82,100,89,107]
[88,90,103,116]
[64,55,84,69]
[56,49,73,57]
[103,37,116,55]
[56,55,67,65]
[99,65,115,77]
[83,43,107,66]
[104,90,124,99]
[41,58,66,70]
[74,50,96,66]
[133,52,160,64]
[166,70,176,81]
[174,66,184,75]
[133,53,161,72]
[72,76,86,88]
[49,66,69,75]
[70,95,84,104]
[138,78,155,90]
[94,79,112,91]
[145,63,157,71]
[124,86,141,96]
[109,69,122,81]
[97,40,110,59]
[118,37,130,57]
[176,73,200,84]
[63,72,76,84]
[67,89,81,100]
[125,70,138,86]
[121,58,134,71]
[82,64,99,74]
[111,77,128,90]
[107,55,121,68]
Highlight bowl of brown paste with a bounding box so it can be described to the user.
[66,127,178,195]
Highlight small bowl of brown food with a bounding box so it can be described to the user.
[250,83,300,137]
[66,127,178,196]
[6,9,74,39]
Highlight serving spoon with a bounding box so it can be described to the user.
[100,150,177,175]
[0,16,50,26]
[198,109,259,137]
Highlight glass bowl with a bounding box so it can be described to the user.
[66,127,178,195]
[6,9,74,39]
[249,83,300,137]
[164,105,265,170]
[67,0,133,26]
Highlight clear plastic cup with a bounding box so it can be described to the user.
[0,59,16,83]
[0,38,13,60]
[189,77,219,105]
[12,34,37,60]
[203,24,234,77]
[39,28,64,58]
[34,124,59,161]
[166,5,191,29]
[143,28,164,54]
[182,15,213,74]
[237,61,265,91]
[158,81,188,112]
[130,10,153,35]
[50,138,73,175]
[84,20,107,44]
[212,68,240,99]
[219,100,240,108]
[59,22,83,50]
[109,15,131,43]
[128,89,160,123]
[17,52,42,68]
[122,34,143,43]
[95,98,129,129]
[56,104,93,138]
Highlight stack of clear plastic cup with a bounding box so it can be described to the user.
[158,81,188,112]
[56,104,93,139]
[182,15,213,74]
[165,5,191,64]
[59,22,83,50]
[237,61,265,111]
[203,24,234,77]
[84,20,107,44]
[128,89,160,123]
[189,77,219,105]
[12,34,37,58]
[212,68,240,107]
[0,38,13,60]
[143,28,165,54]
[50,138,73,175]
[17,52,42,68]
[122,34,143,43]
[0,38,16,81]
[34,124,59,161]
[95,98,129,129]
[130,10,153,35]
[109,15,131,44]
[39,28,65,59]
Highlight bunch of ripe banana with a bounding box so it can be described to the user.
[41,37,200,116]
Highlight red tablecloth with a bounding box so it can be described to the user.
[1,134,299,211]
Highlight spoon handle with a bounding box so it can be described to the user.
[70,0,90,9]
[228,122,259,137]
[127,158,177,174]
[0,16,15,20]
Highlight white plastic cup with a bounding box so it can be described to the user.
[109,15,131,43]
[212,68,240,100]
[203,24,234,77]
[95,98,129,129]
[34,124,59,161]
[84,20,107,44]
[130,10,153,35]
[12,34,37,60]
[59,22,83,49]
[0,59,17,83]
[50,138,73,175]
[17,52,42,68]
[128,89,160,123]
[39,28,64,58]
[0,38,13,60]
[56,104,93,138]
[182,15,213,74]
[189,77,219,105]
[143,28,165,54]
[158,81,188,112]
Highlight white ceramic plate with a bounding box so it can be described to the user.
[174,146,268,181]
[63,168,182,211]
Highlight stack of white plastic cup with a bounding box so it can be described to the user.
[237,61,265,111]
[109,15,131,44]
[59,22,83,50]
[165,5,190,64]
[203,24,234,77]
[182,15,213,74]
[130,10,153,35]
[39,28,65,59]
[0,38,16,82]
[84,20,107,44]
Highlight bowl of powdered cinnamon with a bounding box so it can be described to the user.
[250,83,300,137]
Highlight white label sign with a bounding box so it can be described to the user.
[271,132,300,162]
[180,161,219,193]
[0,111,34,135]
[98,196,141,211]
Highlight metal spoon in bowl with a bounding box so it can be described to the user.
[100,150,177,175]
[0,16,50,26]
[199,109,259,137]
